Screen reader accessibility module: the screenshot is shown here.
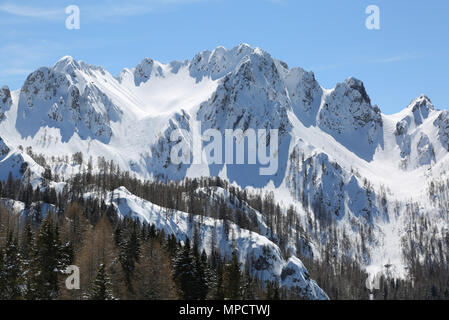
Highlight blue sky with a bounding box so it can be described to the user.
[0,0,448,114]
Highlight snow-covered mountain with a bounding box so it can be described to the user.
[1,44,448,299]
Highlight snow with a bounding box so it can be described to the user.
[0,43,448,293]
[84,186,329,300]
[119,62,219,117]
[0,198,57,221]
[196,186,271,238]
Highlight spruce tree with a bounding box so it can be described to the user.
[119,226,140,292]
[192,249,209,300]
[88,264,114,300]
[173,238,197,299]
[223,251,243,300]
[20,221,33,262]
[242,264,256,300]
[24,217,64,300]
[213,262,225,300]
[0,233,22,299]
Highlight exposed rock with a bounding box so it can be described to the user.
[0,85,12,120]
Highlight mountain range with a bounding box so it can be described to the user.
[1,44,448,300]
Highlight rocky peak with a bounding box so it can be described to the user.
[17,59,121,143]
[409,94,434,112]
[133,58,164,86]
[197,45,289,132]
[409,94,434,125]
[0,85,12,120]
[1,86,11,105]
[343,77,372,105]
[21,67,70,107]
[53,55,81,75]
[396,95,435,133]
[317,77,383,160]
[321,77,382,128]
[189,44,271,82]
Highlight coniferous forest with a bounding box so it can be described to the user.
[0,159,448,300]
[0,164,294,300]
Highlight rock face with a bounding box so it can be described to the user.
[394,95,437,168]
[396,95,434,136]
[195,47,292,187]
[285,67,323,127]
[0,86,12,120]
[16,57,122,143]
[189,44,256,81]
[417,134,436,166]
[0,137,10,158]
[286,149,379,223]
[132,58,164,86]
[197,47,290,133]
[434,111,449,151]
[410,94,434,125]
[145,110,192,180]
[317,78,383,161]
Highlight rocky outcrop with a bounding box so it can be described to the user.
[317,78,383,160]
[16,58,122,143]
[0,86,12,120]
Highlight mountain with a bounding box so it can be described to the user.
[1,44,448,299]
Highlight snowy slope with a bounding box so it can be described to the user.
[86,186,328,300]
[0,43,448,288]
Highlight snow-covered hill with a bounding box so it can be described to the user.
[1,44,448,297]
[84,186,328,300]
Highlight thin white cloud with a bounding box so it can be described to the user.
[306,53,422,72]
[89,0,217,18]
[373,54,418,64]
[0,0,215,21]
[0,41,65,85]
[0,0,216,86]
[0,3,64,20]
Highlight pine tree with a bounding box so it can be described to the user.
[207,250,225,300]
[242,264,256,300]
[20,221,33,262]
[192,249,209,300]
[118,225,140,293]
[24,217,64,300]
[6,172,15,199]
[223,251,243,300]
[88,264,114,300]
[213,262,225,300]
[0,233,22,299]
[173,238,197,299]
